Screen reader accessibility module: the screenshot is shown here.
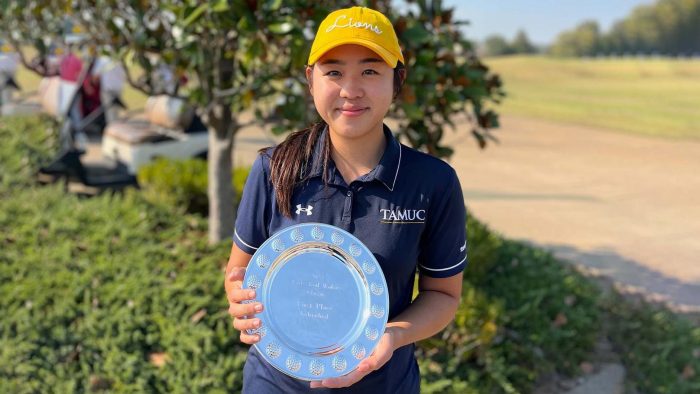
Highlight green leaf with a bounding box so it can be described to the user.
[291,37,308,68]
[243,39,264,66]
[265,0,283,11]
[402,103,424,120]
[182,4,208,27]
[268,22,293,35]
[212,0,229,12]
[403,24,432,44]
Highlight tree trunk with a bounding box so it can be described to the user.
[206,103,237,244]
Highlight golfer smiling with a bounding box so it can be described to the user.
[225,6,467,393]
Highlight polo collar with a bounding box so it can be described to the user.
[307,124,402,191]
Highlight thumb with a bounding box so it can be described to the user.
[356,355,378,373]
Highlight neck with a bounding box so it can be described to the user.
[329,123,386,184]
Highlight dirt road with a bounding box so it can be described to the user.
[446,114,700,312]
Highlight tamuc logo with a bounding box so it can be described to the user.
[380,208,426,223]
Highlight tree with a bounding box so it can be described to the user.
[391,1,504,154]
[550,21,601,57]
[482,35,512,57]
[481,31,536,57]
[551,0,700,56]
[72,0,339,243]
[11,0,503,243]
[0,0,66,77]
[510,30,536,54]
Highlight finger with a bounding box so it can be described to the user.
[317,369,366,388]
[238,331,260,345]
[309,381,323,389]
[356,356,378,373]
[228,301,263,318]
[233,316,262,331]
[225,282,244,304]
[227,288,256,304]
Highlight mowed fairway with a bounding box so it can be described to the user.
[486,56,700,139]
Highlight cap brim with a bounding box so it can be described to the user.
[308,38,401,68]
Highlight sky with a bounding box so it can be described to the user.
[441,0,657,45]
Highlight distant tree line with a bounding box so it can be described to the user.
[550,0,700,57]
[481,30,538,57]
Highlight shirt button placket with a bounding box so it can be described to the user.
[342,189,353,223]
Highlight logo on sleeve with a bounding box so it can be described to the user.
[296,204,313,216]
[380,209,425,224]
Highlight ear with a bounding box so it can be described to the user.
[305,66,314,94]
[398,68,407,85]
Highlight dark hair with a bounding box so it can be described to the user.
[393,61,406,99]
[264,61,406,217]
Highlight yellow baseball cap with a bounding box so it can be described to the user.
[308,6,404,67]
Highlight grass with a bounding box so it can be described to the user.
[485,55,700,140]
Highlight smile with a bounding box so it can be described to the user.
[338,107,368,117]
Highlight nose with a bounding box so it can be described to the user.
[339,75,364,99]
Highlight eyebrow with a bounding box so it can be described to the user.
[318,57,384,65]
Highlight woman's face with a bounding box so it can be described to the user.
[306,44,394,142]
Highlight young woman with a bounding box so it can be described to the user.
[225,6,467,393]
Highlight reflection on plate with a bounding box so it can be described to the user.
[242,223,389,381]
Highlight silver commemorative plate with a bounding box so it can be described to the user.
[242,223,389,381]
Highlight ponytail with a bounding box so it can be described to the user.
[263,121,330,217]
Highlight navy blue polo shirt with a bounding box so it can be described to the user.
[233,124,467,393]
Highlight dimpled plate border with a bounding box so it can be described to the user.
[242,223,389,381]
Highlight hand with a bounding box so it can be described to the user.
[226,267,264,345]
[309,328,397,389]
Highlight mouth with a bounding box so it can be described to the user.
[337,106,369,117]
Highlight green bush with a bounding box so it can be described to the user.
[137,158,249,216]
[0,117,249,392]
[418,225,601,393]
[480,241,601,386]
[0,115,58,191]
[0,185,248,393]
[463,213,503,285]
[605,294,700,394]
[2,183,597,394]
[418,284,509,394]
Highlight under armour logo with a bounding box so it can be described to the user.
[296,204,313,216]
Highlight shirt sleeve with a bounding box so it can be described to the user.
[418,168,468,278]
[233,153,273,255]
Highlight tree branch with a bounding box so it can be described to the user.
[213,85,248,99]
[8,37,48,77]
[120,57,154,96]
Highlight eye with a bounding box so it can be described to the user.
[323,70,342,77]
[363,69,379,75]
